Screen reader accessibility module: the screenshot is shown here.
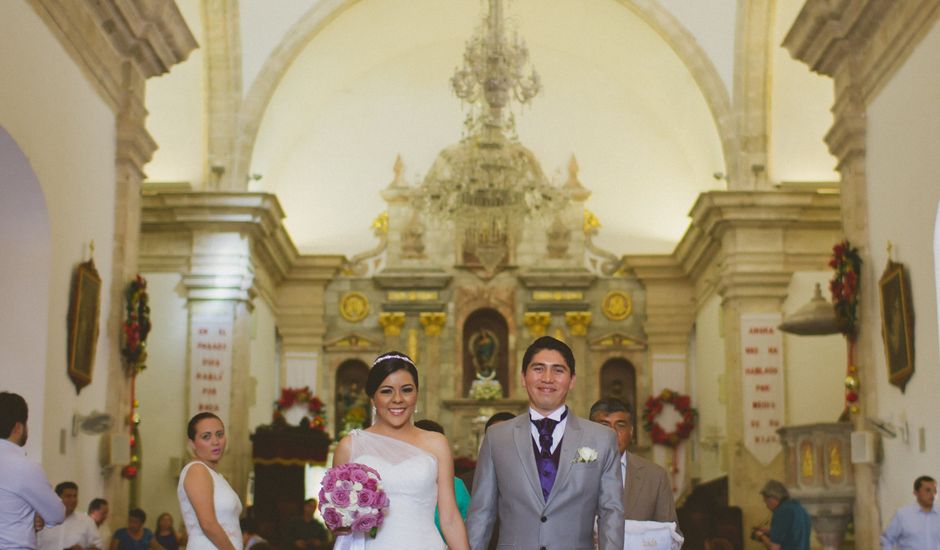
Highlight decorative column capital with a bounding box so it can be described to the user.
[419,312,447,337]
[564,311,592,336]
[524,312,552,337]
[379,312,406,336]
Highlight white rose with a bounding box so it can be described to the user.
[576,447,598,462]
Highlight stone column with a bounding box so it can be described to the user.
[523,312,551,338]
[182,231,255,498]
[658,191,840,547]
[629,256,695,491]
[730,0,774,189]
[31,0,197,517]
[379,312,406,350]
[782,2,931,544]
[277,257,343,395]
[420,312,447,419]
[719,278,790,549]
[202,0,243,190]
[564,311,592,414]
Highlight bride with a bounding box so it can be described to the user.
[331,352,470,550]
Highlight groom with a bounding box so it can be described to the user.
[466,336,624,550]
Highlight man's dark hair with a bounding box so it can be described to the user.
[88,498,108,513]
[915,475,936,491]
[415,419,445,435]
[0,392,28,439]
[521,336,575,376]
[55,481,78,495]
[485,412,516,431]
[589,398,633,420]
[129,508,146,523]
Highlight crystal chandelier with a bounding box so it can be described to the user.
[415,0,560,274]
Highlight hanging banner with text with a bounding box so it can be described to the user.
[188,315,234,424]
[740,312,785,465]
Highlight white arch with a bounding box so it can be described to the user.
[232,0,735,190]
[0,126,51,460]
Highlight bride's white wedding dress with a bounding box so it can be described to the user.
[335,429,445,550]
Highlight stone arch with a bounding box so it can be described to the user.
[0,127,51,459]
[232,0,735,190]
[599,357,638,435]
[462,308,510,397]
[334,357,370,434]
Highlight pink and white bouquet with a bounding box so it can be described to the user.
[319,463,390,538]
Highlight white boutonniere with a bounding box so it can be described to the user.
[572,446,598,463]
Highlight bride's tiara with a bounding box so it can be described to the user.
[373,354,415,367]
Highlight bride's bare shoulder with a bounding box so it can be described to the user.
[416,430,451,457]
[333,434,353,465]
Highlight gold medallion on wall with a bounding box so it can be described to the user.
[602,290,632,321]
[339,292,370,323]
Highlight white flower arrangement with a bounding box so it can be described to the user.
[572,446,598,463]
[468,378,503,401]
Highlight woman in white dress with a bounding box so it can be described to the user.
[177,412,243,550]
[332,352,470,550]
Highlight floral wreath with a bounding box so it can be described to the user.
[828,240,862,340]
[122,275,151,374]
[642,389,697,448]
[274,387,326,431]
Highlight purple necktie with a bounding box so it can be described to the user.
[532,409,567,500]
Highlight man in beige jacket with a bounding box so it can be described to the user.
[589,398,678,524]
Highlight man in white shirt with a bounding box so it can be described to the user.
[87,498,110,548]
[881,475,940,549]
[0,391,66,549]
[37,482,101,550]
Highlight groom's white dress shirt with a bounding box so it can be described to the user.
[0,438,65,549]
[528,406,568,453]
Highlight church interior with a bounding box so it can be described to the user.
[2,0,940,548]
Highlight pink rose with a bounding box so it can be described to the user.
[350,467,369,484]
[352,512,378,533]
[357,489,375,507]
[363,478,378,491]
[336,467,351,481]
[331,488,351,507]
[321,506,343,530]
[339,480,353,490]
[322,470,337,488]
[376,490,390,508]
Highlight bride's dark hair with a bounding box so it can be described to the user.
[366,351,419,397]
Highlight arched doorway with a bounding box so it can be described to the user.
[334,359,370,434]
[0,126,51,459]
[599,357,637,437]
[462,309,510,397]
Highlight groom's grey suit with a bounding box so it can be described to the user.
[466,412,625,550]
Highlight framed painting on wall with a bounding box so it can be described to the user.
[878,260,914,392]
[67,258,102,394]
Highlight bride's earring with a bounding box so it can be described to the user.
[371,405,377,426]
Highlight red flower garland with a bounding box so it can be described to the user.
[274,387,326,431]
[642,389,697,448]
[828,240,862,340]
[122,275,151,374]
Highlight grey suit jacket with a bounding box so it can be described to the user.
[622,451,678,524]
[466,413,624,550]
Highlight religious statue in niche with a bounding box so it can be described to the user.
[469,328,499,380]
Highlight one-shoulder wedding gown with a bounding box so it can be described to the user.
[335,429,445,550]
